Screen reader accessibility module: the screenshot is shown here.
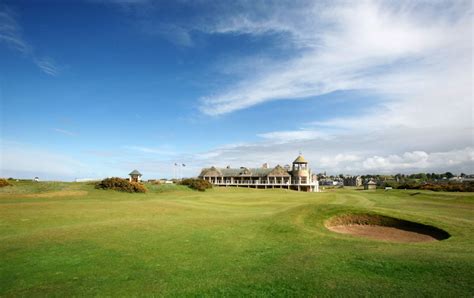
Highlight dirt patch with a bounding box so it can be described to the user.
[28,190,88,198]
[326,213,450,243]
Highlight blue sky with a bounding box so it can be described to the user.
[1,0,472,180]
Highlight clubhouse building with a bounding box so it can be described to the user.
[199,155,319,192]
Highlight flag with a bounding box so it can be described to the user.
[182,164,186,167]
[174,163,178,166]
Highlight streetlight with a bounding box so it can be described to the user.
[174,163,186,180]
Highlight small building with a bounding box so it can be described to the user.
[364,179,377,190]
[129,170,142,182]
[34,177,39,182]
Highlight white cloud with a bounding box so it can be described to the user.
[361,148,474,172]
[186,138,474,175]
[0,5,59,76]
[172,0,473,175]
[199,0,472,120]
[3,1,471,179]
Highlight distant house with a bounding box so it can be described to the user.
[129,170,142,182]
[364,179,377,190]
[343,175,362,187]
[34,177,39,182]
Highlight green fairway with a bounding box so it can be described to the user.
[1,182,473,296]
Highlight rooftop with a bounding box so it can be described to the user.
[293,155,308,163]
[129,170,142,176]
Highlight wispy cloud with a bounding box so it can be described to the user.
[169,0,473,174]
[53,128,77,136]
[34,57,60,76]
[138,22,194,47]
[124,145,177,156]
[257,130,330,143]
[0,8,29,53]
[91,0,151,5]
[94,0,195,47]
[0,5,59,76]
[199,0,471,118]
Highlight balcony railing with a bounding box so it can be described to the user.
[209,181,317,186]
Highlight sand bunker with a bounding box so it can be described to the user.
[326,214,450,243]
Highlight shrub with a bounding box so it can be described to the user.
[0,178,12,188]
[179,178,212,191]
[96,177,147,193]
[382,182,399,189]
[419,182,474,192]
[397,183,420,190]
[396,181,474,192]
[179,178,195,186]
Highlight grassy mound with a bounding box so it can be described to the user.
[326,213,450,241]
[95,177,147,193]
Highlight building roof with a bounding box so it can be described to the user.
[129,169,142,176]
[293,155,308,163]
[199,166,290,177]
[366,180,376,185]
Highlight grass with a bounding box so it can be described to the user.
[0,182,473,296]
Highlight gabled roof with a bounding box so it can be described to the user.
[268,165,291,177]
[222,167,274,177]
[199,167,281,177]
[129,169,142,176]
[293,155,308,163]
